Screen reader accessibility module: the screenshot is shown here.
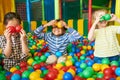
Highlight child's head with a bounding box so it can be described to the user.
[3,12,21,28]
[92,9,108,28]
[52,19,67,36]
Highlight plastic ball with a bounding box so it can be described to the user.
[65,60,73,66]
[103,68,113,75]
[15,25,22,32]
[10,67,17,72]
[102,58,110,65]
[87,78,95,80]
[0,73,7,80]
[80,63,87,69]
[67,69,76,76]
[110,61,119,66]
[46,71,57,80]
[20,61,27,68]
[11,74,21,80]
[8,26,16,33]
[22,70,31,78]
[75,62,81,68]
[63,72,73,80]
[55,51,62,57]
[29,71,40,80]
[44,52,50,57]
[101,64,109,71]
[104,14,111,20]
[96,72,104,78]
[40,55,47,62]
[55,63,63,70]
[82,67,94,78]
[57,21,63,28]
[115,67,120,76]
[92,63,101,72]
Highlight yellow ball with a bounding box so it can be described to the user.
[116,77,120,80]
[32,45,37,49]
[57,73,64,80]
[10,67,17,72]
[67,56,72,60]
[82,46,87,50]
[55,63,63,70]
[29,72,40,80]
[101,64,109,71]
[36,78,43,80]
[87,45,92,50]
[35,70,42,74]
[92,63,101,72]
[57,22,63,28]
[27,58,34,65]
[87,78,95,80]
[80,50,85,54]
[67,69,75,77]
[65,60,73,66]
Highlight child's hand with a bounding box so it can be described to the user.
[62,21,69,29]
[95,15,102,23]
[20,29,27,41]
[4,28,11,40]
[44,20,56,27]
[109,14,118,21]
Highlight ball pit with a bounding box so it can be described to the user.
[1,33,120,80]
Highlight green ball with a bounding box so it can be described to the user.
[80,63,87,69]
[97,72,104,78]
[70,58,75,64]
[80,55,85,60]
[102,58,110,65]
[34,56,40,61]
[0,74,6,80]
[40,55,47,62]
[78,72,84,78]
[30,49,35,55]
[32,61,38,66]
[110,61,119,66]
[43,70,48,75]
[15,65,20,70]
[104,14,111,20]
[22,70,31,78]
[40,73,45,78]
[82,69,93,78]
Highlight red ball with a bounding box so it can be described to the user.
[69,66,76,71]
[74,76,85,80]
[20,61,27,68]
[36,52,42,57]
[61,66,69,72]
[49,68,58,74]
[76,53,81,58]
[8,26,16,33]
[46,71,57,80]
[33,64,41,70]
[111,65,117,72]
[103,68,113,75]
[103,74,113,80]
[20,67,27,73]
[15,25,22,32]
[13,70,22,75]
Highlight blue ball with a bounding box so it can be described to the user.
[87,60,94,67]
[63,72,73,80]
[11,74,21,80]
[44,52,50,57]
[76,68,83,74]
[69,52,74,57]
[55,51,62,57]
[21,78,29,80]
[75,62,81,68]
[40,67,46,71]
[115,67,120,76]
[5,71,11,76]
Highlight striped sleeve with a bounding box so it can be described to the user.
[34,25,47,41]
[67,28,81,42]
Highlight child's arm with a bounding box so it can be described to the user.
[34,20,56,40]
[3,29,12,58]
[20,29,29,56]
[88,16,100,41]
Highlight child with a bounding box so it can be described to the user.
[34,19,81,64]
[0,12,29,71]
[88,9,120,61]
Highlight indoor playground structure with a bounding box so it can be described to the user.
[0,0,120,80]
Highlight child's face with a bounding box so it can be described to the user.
[95,11,108,28]
[6,18,20,35]
[52,27,65,36]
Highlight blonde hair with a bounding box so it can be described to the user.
[92,9,108,23]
